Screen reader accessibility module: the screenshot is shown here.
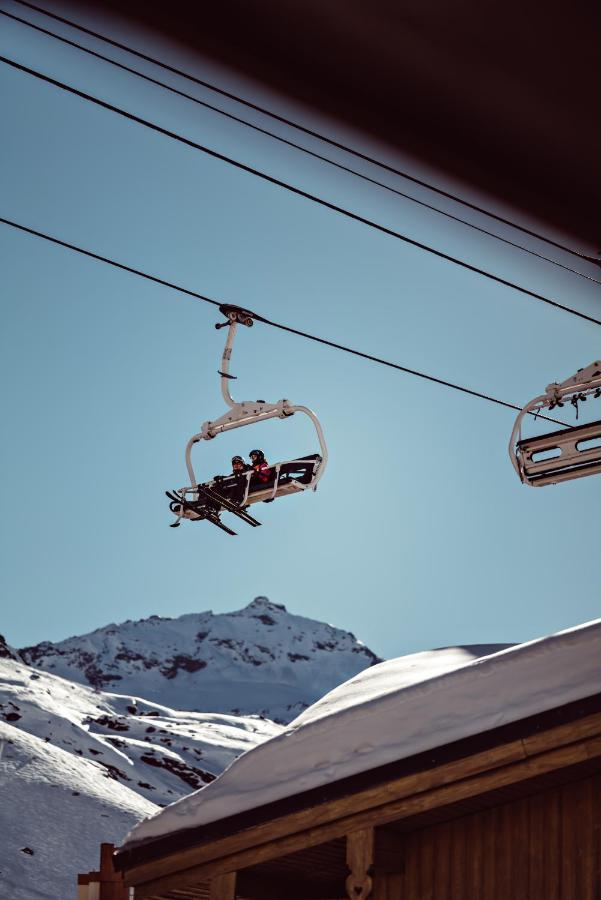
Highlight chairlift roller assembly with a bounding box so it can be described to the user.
[167,305,328,533]
[509,360,601,486]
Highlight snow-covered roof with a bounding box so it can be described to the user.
[123,618,601,848]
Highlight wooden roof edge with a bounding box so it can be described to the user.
[131,734,601,900]
[115,692,601,871]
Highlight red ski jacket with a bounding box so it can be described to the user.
[252,461,271,483]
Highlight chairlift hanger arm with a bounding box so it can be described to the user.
[508,391,553,479]
[215,305,255,408]
[286,404,328,489]
[181,306,328,491]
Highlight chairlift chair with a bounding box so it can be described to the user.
[509,361,601,486]
[167,305,328,533]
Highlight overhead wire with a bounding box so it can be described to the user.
[0,215,568,428]
[2,54,600,330]
[11,0,601,270]
[2,7,599,287]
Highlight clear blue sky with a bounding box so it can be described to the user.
[1,2,599,660]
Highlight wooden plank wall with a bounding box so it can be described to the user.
[373,774,601,900]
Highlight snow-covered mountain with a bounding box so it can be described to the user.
[20,598,381,723]
[0,655,280,900]
[1,597,381,898]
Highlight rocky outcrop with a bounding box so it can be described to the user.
[0,634,21,662]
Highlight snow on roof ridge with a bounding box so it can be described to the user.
[288,618,601,731]
[123,618,601,848]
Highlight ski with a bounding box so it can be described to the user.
[166,486,261,530]
[199,483,252,513]
[197,485,262,527]
[205,515,237,536]
[166,491,237,536]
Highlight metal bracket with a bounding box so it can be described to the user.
[215,304,255,330]
[546,360,601,397]
[201,399,294,440]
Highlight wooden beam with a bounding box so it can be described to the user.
[125,738,526,886]
[521,710,601,756]
[99,843,127,900]
[345,829,374,899]
[209,872,236,900]
[131,733,601,898]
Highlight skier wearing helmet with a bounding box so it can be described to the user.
[231,455,250,476]
[212,455,250,502]
[249,449,271,485]
[229,454,251,504]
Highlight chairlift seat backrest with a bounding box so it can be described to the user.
[516,419,601,486]
[208,454,322,506]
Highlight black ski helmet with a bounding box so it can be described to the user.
[249,449,264,462]
[231,455,244,465]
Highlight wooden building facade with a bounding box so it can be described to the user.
[85,693,601,899]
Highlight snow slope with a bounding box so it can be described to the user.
[1,596,380,898]
[124,620,601,847]
[0,657,279,899]
[20,597,381,723]
[0,721,156,900]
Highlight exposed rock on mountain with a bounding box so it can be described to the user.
[0,633,21,661]
[20,598,382,723]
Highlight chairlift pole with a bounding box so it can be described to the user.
[220,319,238,408]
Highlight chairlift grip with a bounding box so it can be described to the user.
[216,304,255,329]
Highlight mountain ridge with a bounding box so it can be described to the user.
[19,597,382,724]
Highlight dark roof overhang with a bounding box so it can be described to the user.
[115,691,601,872]
[70,1,600,249]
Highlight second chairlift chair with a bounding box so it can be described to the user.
[167,305,328,534]
[509,360,601,487]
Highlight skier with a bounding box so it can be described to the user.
[249,449,271,485]
[231,455,251,476]
[229,455,251,504]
